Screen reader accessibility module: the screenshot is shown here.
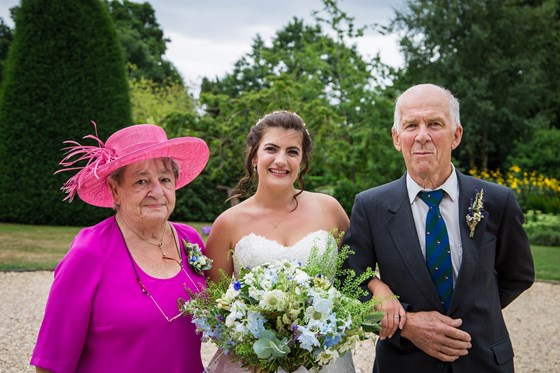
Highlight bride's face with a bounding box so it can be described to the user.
[253,127,303,188]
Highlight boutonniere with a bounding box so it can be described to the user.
[466,188,485,238]
[184,239,213,275]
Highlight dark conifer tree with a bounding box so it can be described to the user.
[0,0,132,225]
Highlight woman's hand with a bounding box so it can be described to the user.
[368,277,406,340]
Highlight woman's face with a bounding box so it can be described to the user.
[110,159,176,224]
[253,127,303,189]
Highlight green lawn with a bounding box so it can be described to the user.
[531,245,560,281]
[0,222,210,271]
[0,223,558,282]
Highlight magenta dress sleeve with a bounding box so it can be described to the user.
[31,227,103,372]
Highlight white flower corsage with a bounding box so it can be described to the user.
[184,240,213,274]
[466,188,485,238]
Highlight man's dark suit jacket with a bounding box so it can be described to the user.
[343,171,535,373]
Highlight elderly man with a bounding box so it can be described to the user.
[343,83,534,372]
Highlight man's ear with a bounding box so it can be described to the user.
[452,123,463,150]
[392,128,401,151]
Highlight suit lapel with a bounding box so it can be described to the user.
[386,176,446,312]
[448,172,487,314]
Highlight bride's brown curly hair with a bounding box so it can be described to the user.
[229,110,313,205]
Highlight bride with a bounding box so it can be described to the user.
[205,111,403,372]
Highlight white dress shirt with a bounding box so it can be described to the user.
[406,165,463,284]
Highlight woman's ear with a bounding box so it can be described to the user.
[108,179,120,206]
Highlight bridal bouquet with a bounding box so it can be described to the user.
[179,235,383,372]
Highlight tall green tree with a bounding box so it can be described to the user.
[129,74,194,129]
[104,0,182,85]
[199,0,402,215]
[0,18,13,84]
[390,0,559,171]
[1,2,185,87]
[0,0,131,225]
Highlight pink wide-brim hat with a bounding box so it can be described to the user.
[57,122,209,208]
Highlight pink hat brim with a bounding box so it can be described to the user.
[76,137,209,208]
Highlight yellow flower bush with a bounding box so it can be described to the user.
[469,166,560,214]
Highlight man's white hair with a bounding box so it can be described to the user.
[392,84,461,132]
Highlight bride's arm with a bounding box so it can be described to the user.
[317,193,349,238]
[368,277,406,339]
[204,213,235,283]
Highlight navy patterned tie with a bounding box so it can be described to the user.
[418,190,453,311]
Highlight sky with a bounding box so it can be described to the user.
[0,0,406,91]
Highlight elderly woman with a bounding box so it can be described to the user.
[31,123,210,373]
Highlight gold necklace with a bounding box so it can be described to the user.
[264,200,296,229]
[120,218,169,258]
[266,211,291,228]
[117,220,203,322]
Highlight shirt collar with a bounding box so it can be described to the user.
[406,164,459,204]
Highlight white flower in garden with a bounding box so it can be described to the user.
[317,349,339,365]
[305,306,328,329]
[294,268,311,285]
[225,300,246,327]
[340,315,353,332]
[338,334,360,353]
[319,315,339,337]
[248,287,265,300]
[306,294,333,325]
[259,289,287,311]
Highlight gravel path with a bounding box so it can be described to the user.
[1,271,558,372]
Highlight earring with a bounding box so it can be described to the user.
[252,163,257,173]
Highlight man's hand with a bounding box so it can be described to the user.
[400,311,472,362]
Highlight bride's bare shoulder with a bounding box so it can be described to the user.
[210,198,257,233]
[301,190,342,208]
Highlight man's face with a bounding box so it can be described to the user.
[392,85,463,188]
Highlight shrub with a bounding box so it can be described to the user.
[507,128,560,178]
[469,166,560,214]
[524,210,560,247]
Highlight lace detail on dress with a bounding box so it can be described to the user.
[233,230,332,277]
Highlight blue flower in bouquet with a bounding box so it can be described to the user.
[246,311,266,338]
[323,333,342,348]
[296,325,320,351]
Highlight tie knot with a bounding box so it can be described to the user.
[419,190,445,207]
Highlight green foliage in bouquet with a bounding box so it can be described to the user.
[180,232,383,373]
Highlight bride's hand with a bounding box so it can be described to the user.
[368,277,406,340]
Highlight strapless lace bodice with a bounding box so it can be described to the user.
[233,230,334,276]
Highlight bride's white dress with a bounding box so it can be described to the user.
[207,230,356,373]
